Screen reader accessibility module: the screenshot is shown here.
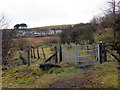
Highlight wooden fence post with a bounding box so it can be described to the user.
[19,52,27,65]
[98,42,102,64]
[54,46,58,63]
[31,46,33,58]
[103,45,107,62]
[59,45,62,62]
[37,47,40,59]
[33,47,36,59]
[27,46,30,66]
[93,45,96,60]
[41,47,46,60]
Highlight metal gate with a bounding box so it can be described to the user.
[61,44,99,65]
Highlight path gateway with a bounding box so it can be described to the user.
[61,44,101,67]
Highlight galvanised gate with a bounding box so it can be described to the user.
[61,44,100,66]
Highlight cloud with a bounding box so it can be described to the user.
[0,0,107,28]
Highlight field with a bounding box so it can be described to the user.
[11,35,60,48]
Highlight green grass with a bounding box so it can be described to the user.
[2,60,119,88]
[91,61,119,88]
[9,44,55,67]
[3,42,119,88]
[2,65,45,88]
[2,62,81,88]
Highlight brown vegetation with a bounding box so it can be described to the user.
[11,35,60,48]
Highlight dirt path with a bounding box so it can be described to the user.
[49,58,102,88]
[49,67,103,88]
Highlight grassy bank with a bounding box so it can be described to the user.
[2,61,119,88]
[2,62,81,88]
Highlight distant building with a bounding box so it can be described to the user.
[16,29,62,37]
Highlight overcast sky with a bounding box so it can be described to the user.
[0,0,107,28]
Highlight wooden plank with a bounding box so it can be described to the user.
[33,47,36,59]
[103,45,107,62]
[41,47,46,60]
[27,47,30,66]
[54,46,58,63]
[30,46,33,58]
[59,45,62,62]
[37,47,40,59]
[45,53,55,62]
[107,49,120,63]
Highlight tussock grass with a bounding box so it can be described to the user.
[2,61,119,88]
[2,62,81,88]
[91,61,119,88]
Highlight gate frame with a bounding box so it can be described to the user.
[61,44,100,64]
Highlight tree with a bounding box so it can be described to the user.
[106,0,120,39]
[60,28,72,43]
[1,15,17,70]
[70,30,80,43]
[0,15,9,29]
[60,23,95,44]
[0,15,10,69]
[14,23,27,29]
[92,0,120,57]
[19,23,27,29]
[14,24,20,29]
[93,0,120,42]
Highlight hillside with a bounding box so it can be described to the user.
[30,24,75,30]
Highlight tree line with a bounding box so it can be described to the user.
[60,0,120,45]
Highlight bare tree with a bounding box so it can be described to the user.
[0,15,16,70]
[106,0,120,39]
[0,15,10,70]
[0,15,9,29]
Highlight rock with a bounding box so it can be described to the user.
[39,63,61,70]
